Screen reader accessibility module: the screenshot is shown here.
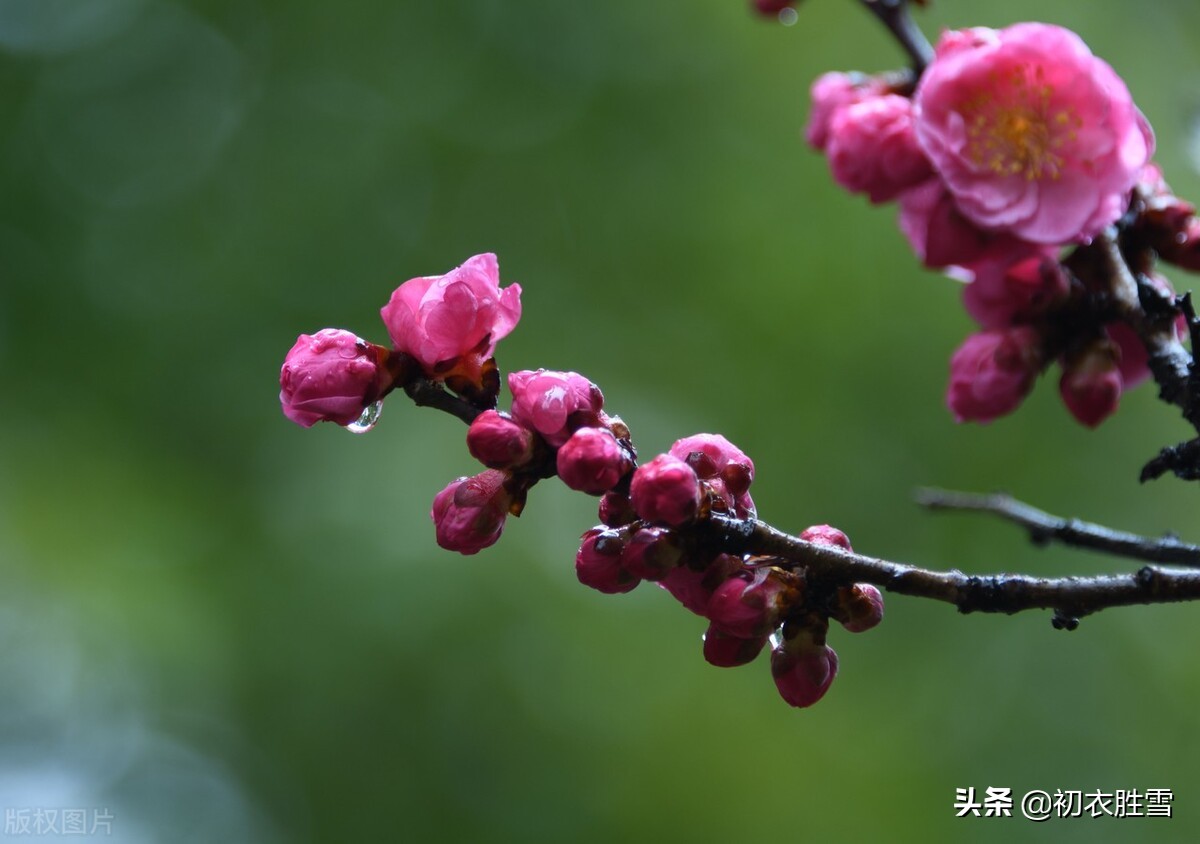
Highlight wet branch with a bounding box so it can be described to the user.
[703,513,1200,626]
[859,0,934,75]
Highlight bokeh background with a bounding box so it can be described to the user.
[3,0,1200,841]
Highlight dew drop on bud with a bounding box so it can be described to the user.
[345,400,383,434]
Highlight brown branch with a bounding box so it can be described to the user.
[859,0,934,76]
[912,487,1200,566]
[702,513,1200,627]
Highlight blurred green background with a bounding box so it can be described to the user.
[3,0,1200,841]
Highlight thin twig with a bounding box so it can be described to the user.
[912,487,1200,566]
[859,0,934,75]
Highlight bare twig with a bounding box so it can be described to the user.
[859,0,934,75]
[913,487,1200,566]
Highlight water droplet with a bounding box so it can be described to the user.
[345,400,383,434]
[779,8,799,26]
[769,631,782,650]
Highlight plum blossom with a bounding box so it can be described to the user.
[826,94,933,204]
[380,253,521,379]
[914,23,1153,244]
[430,470,513,555]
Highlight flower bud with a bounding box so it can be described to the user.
[575,528,638,594]
[946,327,1043,423]
[620,527,683,581]
[1059,340,1122,428]
[898,179,992,268]
[508,369,604,447]
[702,625,769,668]
[771,630,839,709]
[430,470,512,555]
[805,71,887,151]
[556,427,633,495]
[826,94,933,204]
[658,554,742,616]
[279,329,391,428]
[670,434,754,486]
[467,410,535,469]
[630,454,702,527]
[706,567,799,639]
[962,243,1068,330]
[799,524,852,551]
[598,492,637,528]
[833,583,885,633]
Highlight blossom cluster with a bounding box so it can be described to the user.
[805,22,1197,428]
[279,253,883,708]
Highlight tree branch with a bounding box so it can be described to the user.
[912,487,1200,566]
[859,0,934,76]
[702,513,1200,626]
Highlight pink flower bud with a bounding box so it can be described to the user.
[620,527,683,581]
[771,640,839,709]
[914,23,1154,244]
[669,434,754,487]
[466,410,535,470]
[598,492,636,528]
[659,554,743,616]
[961,242,1068,329]
[946,327,1044,423]
[556,427,632,495]
[630,454,702,527]
[806,71,887,151]
[826,94,933,204]
[707,567,799,639]
[380,253,521,383]
[702,624,768,668]
[430,469,513,555]
[898,179,993,268]
[575,528,638,594]
[279,329,391,428]
[1059,340,1122,428]
[834,583,884,633]
[799,524,852,551]
[508,369,604,447]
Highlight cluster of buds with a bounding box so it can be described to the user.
[575,434,883,708]
[804,21,1196,428]
[280,252,884,708]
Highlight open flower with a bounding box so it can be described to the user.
[380,253,521,381]
[914,23,1153,244]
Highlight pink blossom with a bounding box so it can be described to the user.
[630,454,702,527]
[961,241,1068,329]
[826,94,934,204]
[946,327,1044,423]
[279,329,390,428]
[507,369,604,447]
[897,179,993,268]
[702,625,768,668]
[669,433,754,491]
[466,410,535,470]
[380,253,522,376]
[575,528,638,594]
[556,427,632,495]
[914,23,1154,244]
[620,526,682,581]
[430,470,513,555]
[771,639,839,709]
[806,72,887,151]
[834,584,885,633]
[1059,341,1122,428]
